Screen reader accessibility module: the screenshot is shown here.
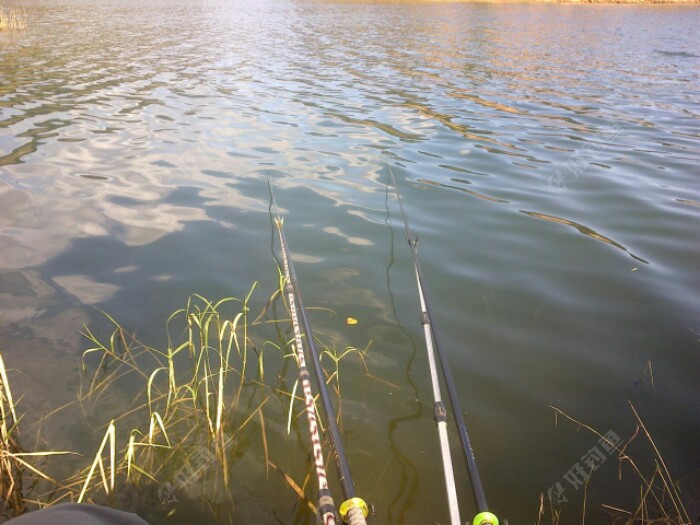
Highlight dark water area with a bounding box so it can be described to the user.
[1,1,699,523]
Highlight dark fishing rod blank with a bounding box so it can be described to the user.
[270,184,369,525]
[388,167,500,525]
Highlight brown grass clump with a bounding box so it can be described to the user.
[0,353,24,518]
[0,5,26,31]
[538,403,692,525]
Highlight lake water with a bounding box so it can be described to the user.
[1,1,699,523]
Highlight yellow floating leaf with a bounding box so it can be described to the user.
[345,317,358,325]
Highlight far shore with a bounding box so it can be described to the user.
[339,0,700,4]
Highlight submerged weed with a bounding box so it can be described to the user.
[540,404,692,525]
[0,278,371,523]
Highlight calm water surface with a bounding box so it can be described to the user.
[1,1,699,523]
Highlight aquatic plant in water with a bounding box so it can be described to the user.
[3,288,275,520]
[0,278,371,523]
[536,404,692,525]
[1,280,688,524]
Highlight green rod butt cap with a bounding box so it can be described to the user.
[473,511,499,525]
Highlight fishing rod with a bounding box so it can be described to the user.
[270,183,370,525]
[388,167,500,525]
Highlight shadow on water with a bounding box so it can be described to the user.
[520,210,649,264]
[382,181,421,523]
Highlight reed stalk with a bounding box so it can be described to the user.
[0,5,27,31]
[0,277,369,522]
[543,405,691,525]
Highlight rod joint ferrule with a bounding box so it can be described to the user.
[434,401,447,423]
[420,312,430,326]
[318,492,337,521]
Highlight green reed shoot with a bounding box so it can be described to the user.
[0,276,371,522]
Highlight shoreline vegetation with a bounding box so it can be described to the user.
[340,0,700,4]
[0,5,25,31]
[0,287,371,523]
[0,0,699,22]
[0,287,693,524]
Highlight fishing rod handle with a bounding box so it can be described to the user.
[339,497,369,524]
[343,505,368,525]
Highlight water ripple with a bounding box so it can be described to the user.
[520,210,649,264]
[1,2,699,523]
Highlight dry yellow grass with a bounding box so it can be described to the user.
[538,405,692,525]
[0,5,26,31]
